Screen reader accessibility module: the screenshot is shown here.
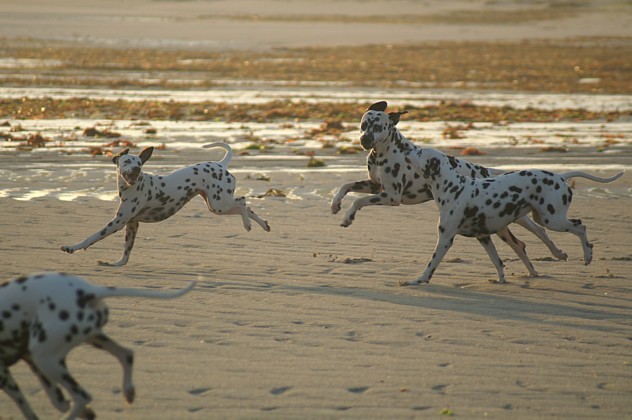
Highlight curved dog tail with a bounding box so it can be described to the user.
[91,280,196,301]
[202,142,233,167]
[487,167,506,176]
[561,171,624,184]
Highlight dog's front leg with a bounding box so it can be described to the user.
[341,191,401,227]
[61,202,135,256]
[98,221,139,267]
[400,223,455,285]
[331,180,382,214]
[61,218,127,255]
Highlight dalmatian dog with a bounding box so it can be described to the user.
[401,147,623,285]
[332,101,567,277]
[61,142,270,266]
[0,272,195,420]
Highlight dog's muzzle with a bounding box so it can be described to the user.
[360,132,374,150]
[122,167,141,185]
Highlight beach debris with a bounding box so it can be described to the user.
[309,119,346,136]
[83,126,122,138]
[24,132,49,148]
[442,122,473,139]
[247,174,271,181]
[440,408,454,416]
[305,151,326,167]
[256,188,286,198]
[539,146,568,153]
[337,145,362,154]
[461,147,486,156]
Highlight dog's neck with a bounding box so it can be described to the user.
[372,126,413,155]
[414,149,467,192]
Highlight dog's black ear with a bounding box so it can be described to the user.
[138,147,154,164]
[388,110,408,126]
[367,101,388,112]
[112,148,129,164]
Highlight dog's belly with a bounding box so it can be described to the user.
[134,191,200,223]
[456,202,532,237]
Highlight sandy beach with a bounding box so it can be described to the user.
[1,0,631,419]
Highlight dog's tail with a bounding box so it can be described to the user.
[202,142,233,167]
[561,171,624,184]
[487,167,506,176]
[92,281,196,301]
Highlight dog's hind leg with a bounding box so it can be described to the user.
[29,351,95,420]
[98,221,138,267]
[87,334,136,404]
[496,227,538,277]
[515,216,567,260]
[477,236,507,283]
[1,365,39,420]
[246,207,271,232]
[24,357,70,413]
[539,215,593,264]
[205,195,270,232]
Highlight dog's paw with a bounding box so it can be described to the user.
[97,260,114,266]
[331,201,341,214]
[125,386,136,404]
[97,259,126,267]
[61,246,75,254]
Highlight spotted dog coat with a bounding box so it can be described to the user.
[332,101,567,277]
[0,272,194,419]
[61,142,270,266]
[401,147,623,285]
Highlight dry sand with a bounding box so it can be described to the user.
[1,0,631,418]
[1,149,630,419]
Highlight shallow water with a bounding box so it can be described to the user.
[0,88,630,201]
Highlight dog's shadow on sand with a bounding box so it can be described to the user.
[197,279,630,334]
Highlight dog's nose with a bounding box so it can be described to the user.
[360,132,374,150]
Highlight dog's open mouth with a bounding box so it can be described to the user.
[122,170,140,185]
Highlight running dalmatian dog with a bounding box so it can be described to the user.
[0,272,194,419]
[402,148,623,285]
[62,142,270,266]
[332,101,567,278]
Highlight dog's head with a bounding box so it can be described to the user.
[359,101,408,150]
[113,147,154,186]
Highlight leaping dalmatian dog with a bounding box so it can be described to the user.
[0,272,194,420]
[332,101,567,278]
[402,147,623,285]
[61,142,270,266]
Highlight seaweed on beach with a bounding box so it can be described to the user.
[0,37,630,94]
[1,97,628,123]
